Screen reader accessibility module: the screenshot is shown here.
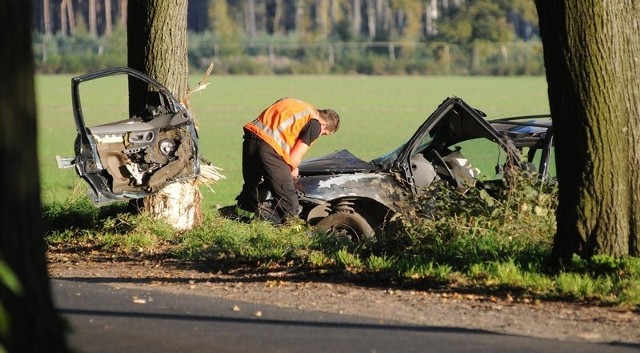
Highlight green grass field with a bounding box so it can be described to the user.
[36,74,550,210]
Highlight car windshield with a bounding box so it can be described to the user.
[371,143,405,170]
[371,130,438,170]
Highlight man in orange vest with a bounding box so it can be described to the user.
[235,97,340,223]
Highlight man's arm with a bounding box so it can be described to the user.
[289,140,310,177]
[289,119,321,177]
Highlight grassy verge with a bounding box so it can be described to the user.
[44,174,640,309]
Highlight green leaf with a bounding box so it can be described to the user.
[0,260,22,295]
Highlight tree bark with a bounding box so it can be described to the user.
[89,0,97,37]
[127,0,203,231]
[120,0,127,25]
[329,0,337,30]
[273,0,284,34]
[60,0,67,35]
[535,0,640,263]
[352,0,362,36]
[316,0,330,38]
[66,0,76,34]
[366,0,375,39]
[0,2,71,352]
[105,0,112,36]
[43,0,51,35]
[245,0,257,38]
[294,0,304,35]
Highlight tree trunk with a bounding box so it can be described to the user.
[316,0,329,38]
[89,0,97,37]
[535,0,640,263]
[352,0,361,36]
[425,0,438,36]
[60,0,68,35]
[127,0,203,231]
[120,0,127,25]
[273,0,284,34]
[366,0,375,39]
[245,0,257,38]
[294,0,304,35]
[0,2,71,352]
[66,0,76,34]
[43,0,51,35]
[105,0,112,36]
[329,0,337,30]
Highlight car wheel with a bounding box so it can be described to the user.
[316,211,375,241]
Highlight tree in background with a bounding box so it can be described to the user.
[436,0,515,45]
[127,0,204,231]
[505,0,538,39]
[535,0,640,263]
[0,2,71,352]
[32,0,540,43]
[389,0,423,40]
[208,0,241,47]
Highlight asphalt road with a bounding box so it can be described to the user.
[52,279,638,353]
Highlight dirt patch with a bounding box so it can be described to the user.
[47,252,640,346]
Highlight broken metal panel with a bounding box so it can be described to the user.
[295,172,405,211]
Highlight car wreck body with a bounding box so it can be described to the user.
[57,67,201,205]
[273,96,553,240]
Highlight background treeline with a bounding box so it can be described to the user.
[32,0,543,75]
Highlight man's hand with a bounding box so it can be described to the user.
[291,167,299,178]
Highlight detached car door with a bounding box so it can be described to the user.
[58,67,201,205]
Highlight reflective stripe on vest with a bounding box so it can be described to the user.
[250,107,314,155]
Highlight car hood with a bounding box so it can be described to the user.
[299,149,379,175]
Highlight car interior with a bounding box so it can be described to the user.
[408,109,509,193]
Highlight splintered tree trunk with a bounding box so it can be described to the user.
[535,0,640,262]
[127,0,203,231]
[0,2,71,352]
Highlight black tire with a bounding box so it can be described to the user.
[316,211,375,241]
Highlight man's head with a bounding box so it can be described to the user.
[318,109,340,136]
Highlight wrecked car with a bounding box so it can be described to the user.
[56,67,201,205]
[261,96,553,240]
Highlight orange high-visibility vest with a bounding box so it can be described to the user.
[244,97,319,167]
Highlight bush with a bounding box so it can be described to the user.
[377,172,557,269]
